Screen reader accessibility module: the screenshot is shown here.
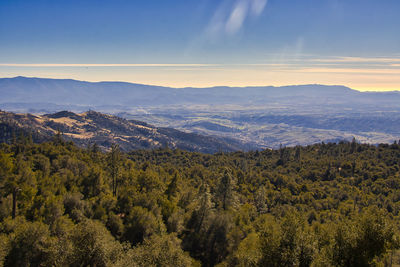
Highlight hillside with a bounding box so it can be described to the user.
[0,110,252,153]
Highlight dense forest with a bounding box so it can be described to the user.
[1,134,400,266]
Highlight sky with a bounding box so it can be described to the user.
[0,0,400,91]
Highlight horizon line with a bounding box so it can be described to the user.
[2,75,399,93]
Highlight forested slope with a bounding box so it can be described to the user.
[0,136,400,266]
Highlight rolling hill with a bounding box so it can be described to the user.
[0,110,253,153]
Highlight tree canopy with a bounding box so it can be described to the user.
[0,137,400,266]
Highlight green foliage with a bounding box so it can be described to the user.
[0,233,9,267]
[0,139,400,266]
[118,234,198,267]
[332,208,395,267]
[123,206,165,245]
[70,219,124,266]
[231,232,262,267]
[257,212,316,267]
[3,218,59,266]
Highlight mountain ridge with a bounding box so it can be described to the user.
[4,76,362,90]
[2,76,399,109]
[0,110,254,153]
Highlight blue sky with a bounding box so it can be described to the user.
[1,0,400,90]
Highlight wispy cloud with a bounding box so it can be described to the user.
[205,0,268,39]
[297,67,400,75]
[0,63,216,67]
[312,56,400,64]
[225,1,248,35]
[2,55,399,91]
[3,55,400,69]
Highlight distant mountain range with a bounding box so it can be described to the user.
[1,76,400,148]
[1,76,399,112]
[0,110,253,153]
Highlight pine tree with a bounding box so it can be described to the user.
[108,144,121,197]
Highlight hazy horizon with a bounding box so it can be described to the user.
[1,75,399,93]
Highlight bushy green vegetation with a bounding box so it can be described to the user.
[1,135,400,266]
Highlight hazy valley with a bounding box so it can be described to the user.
[1,76,400,149]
